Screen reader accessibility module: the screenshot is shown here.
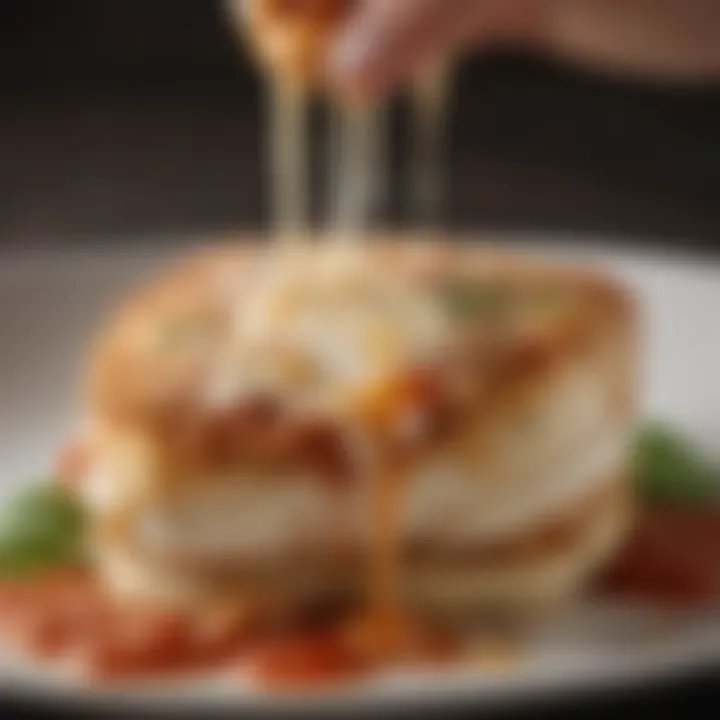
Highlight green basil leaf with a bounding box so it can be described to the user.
[0,484,85,577]
[633,423,719,506]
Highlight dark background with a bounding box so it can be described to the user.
[1,0,719,253]
[0,1,718,717]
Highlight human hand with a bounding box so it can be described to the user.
[327,0,720,98]
[327,0,544,98]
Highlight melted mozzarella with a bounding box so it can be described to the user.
[409,61,452,227]
[203,244,453,414]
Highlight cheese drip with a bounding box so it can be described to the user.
[248,1,454,660]
[269,81,309,238]
[329,103,385,241]
[410,62,452,229]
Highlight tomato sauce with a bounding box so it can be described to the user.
[247,616,457,689]
[0,571,254,679]
[247,629,370,689]
[600,507,720,607]
[0,570,457,686]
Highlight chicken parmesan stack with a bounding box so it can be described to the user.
[77,239,637,622]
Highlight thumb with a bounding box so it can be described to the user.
[327,0,464,99]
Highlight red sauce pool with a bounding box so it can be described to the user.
[247,614,457,689]
[247,629,370,689]
[600,506,720,607]
[0,570,254,679]
[0,571,455,686]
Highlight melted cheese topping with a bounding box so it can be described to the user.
[409,62,452,227]
[236,2,457,437]
[202,243,454,416]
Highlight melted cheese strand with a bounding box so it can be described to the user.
[409,61,452,230]
[269,81,310,239]
[329,102,385,242]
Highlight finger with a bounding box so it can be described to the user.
[327,0,466,99]
[328,0,547,100]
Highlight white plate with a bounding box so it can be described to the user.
[0,235,718,715]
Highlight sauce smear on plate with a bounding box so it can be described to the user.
[600,507,720,607]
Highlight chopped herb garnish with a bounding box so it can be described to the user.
[438,282,509,321]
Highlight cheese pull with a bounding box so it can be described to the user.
[236,0,453,242]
